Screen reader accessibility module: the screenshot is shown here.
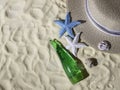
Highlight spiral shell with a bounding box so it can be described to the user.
[85,58,98,68]
[98,40,111,51]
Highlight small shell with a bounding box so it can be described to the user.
[98,40,111,51]
[85,58,98,68]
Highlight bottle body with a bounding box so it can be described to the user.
[50,39,89,84]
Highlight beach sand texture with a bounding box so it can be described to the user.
[0,0,120,90]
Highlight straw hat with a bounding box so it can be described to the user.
[67,0,120,53]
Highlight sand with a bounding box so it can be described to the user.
[0,0,120,90]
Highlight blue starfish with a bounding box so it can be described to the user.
[54,12,81,38]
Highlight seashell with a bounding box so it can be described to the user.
[85,58,98,68]
[98,40,111,51]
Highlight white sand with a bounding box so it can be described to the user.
[0,0,120,90]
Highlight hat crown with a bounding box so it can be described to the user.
[88,0,120,31]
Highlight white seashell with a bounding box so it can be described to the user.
[98,40,111,51]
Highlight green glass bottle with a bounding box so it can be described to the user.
[50,39,89,84]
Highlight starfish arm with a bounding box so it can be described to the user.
[73,33,81,44]
[64,35,73,44]
[59,28,66,38]
[66,45,71,50]
[75,43,87,48]
[68,21,81,28]
[54,20,65,27]
[67,28,75,38]
[71,46,77,56]
[65,12,71,25]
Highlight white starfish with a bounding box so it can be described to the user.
[65,32,87,56]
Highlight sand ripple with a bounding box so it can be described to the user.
[0,0,120,90]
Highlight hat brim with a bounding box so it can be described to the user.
[67,0,120,53]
